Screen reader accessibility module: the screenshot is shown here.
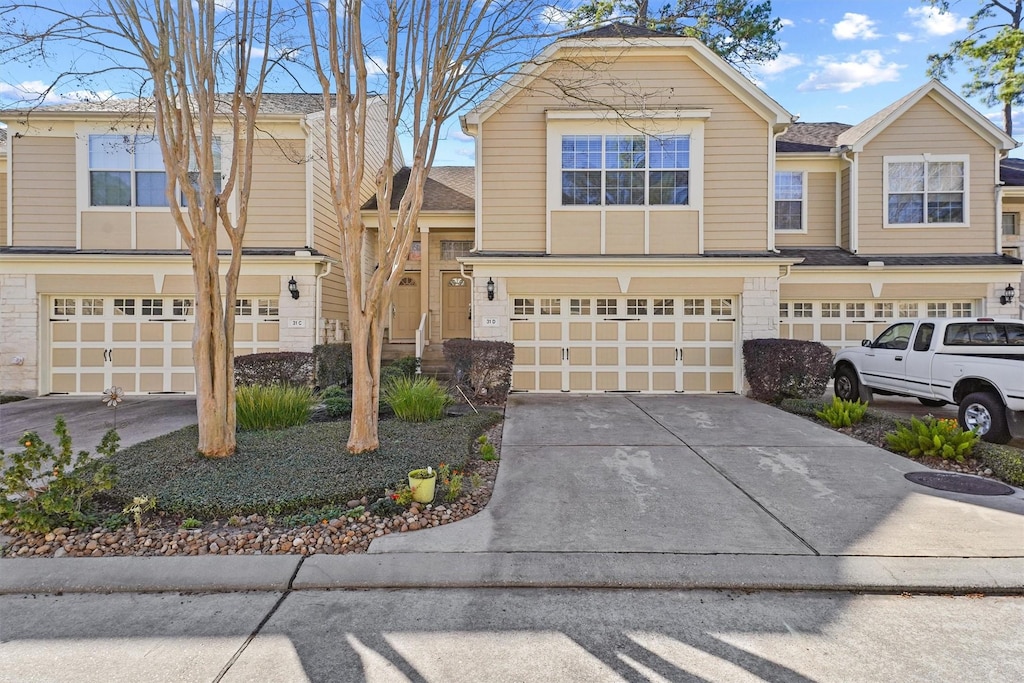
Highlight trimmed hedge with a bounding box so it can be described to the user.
[443,339,515,405]
[102,413,500,518]
[234,352,314,388]
[313,343,353,389]
[743,339,832,403]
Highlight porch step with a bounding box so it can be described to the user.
[381,343,451,381]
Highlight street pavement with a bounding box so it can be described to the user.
[1,393,1023,681]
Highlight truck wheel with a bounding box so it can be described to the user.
[958,392,1011,444]
[917,398,947,407]
[834,366,860,402]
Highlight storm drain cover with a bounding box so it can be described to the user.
[904,471,1015,496]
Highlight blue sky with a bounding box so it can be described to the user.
[1,1,1020,163]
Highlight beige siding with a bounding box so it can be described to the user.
[244,139,306,247]
[857,94,997,254]
[81,212,131,249]
[479,54,772,254]
[0,170,7,247]
[136,212,180,250]
[775,172,837,248]
[11,136,77,247]
[550,211,600,253]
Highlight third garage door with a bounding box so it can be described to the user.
[510,295,737,393]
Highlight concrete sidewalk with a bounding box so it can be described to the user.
[1,394,1022,595]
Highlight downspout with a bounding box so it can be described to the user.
[315,260,332,344]
[459,260,476,340]
[775,263,792,333]
[839,147,858,254]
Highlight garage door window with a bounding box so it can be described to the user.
[114,298,136,315]
[596,299,617,315]
[653,299,674,315]
[81,298,104,315]
[570,298,590,315]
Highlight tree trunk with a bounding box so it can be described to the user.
[192,244,237,457]
[1006,101,1013,138]
[347,310,381,453]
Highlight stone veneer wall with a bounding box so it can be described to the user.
[277,274,319,352]
[740,276,781,340]
[0,274,40,394]
[472,275,509,342]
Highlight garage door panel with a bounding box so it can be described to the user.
[52,349,77,367]
[79,373,105,393]
[112,348,136,367]
[80,323,105,343]
[140,348,164,366]
[139,374,164,392]
[81,348,105,367]
[235,325,254,342]
[257,323,279,342]
[140,323,164,342]
[172,348,193,367]
[52,374,77,393]
[171,373,195,393]
[113,323,136,342]
[510,294,737,394]
[111,373,137,392]
[52,323,77,342]
[171,323,192,342]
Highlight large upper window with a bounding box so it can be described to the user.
[774,171,804,231]
[886,157,966,225]
[89,134,222,208]
[89,134,168,207]
[561,134,689,206]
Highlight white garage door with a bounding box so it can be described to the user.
[510,295,738,393]
[49,296,281,395]
[780,299,977,350]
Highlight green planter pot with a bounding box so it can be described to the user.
[408,468,437,503]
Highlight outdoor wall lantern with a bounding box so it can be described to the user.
[1001,283,1015,305]
[288,277,300,300]
[486,277,495,301]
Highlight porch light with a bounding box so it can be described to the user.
[1000,283,1015,305]
[486,277,495,301]
[288,277,300,300]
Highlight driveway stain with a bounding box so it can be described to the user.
[753,447,838,501]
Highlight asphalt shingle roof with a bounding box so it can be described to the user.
[1002,158,1024,187]
[780,248,1022,267]
[363,166,475,212]
[567,22,675,40]
[776,122,851,152]
[1,93,332,116]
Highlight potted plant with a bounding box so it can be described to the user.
[408,466,437,503]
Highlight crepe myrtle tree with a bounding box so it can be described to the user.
[0,1,290,456]
[303,0,548,452]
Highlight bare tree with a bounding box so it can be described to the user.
[1,1,284,456]
[302,0,547,452]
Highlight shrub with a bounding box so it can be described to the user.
[743,339,833,403]
[381,355,420,387]
[816,396,868,428]
[443,339,516,405]
[0,417,118,533]
[234,352,314,388]
[382,376,453,422]
[313,343,353,389]
[978,444,1024,487]
[320,385,348,400]
[885,416,978,462]
[235,385,315,431]
[322,396,352,418]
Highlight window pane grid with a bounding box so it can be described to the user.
[172,299,194,316]
[235,299,253,316]
[570,298,590,315]
[653,298,674,315]
[627,298,648,315]
[887,160,964,224]
[596,298,617,315]
[513,298,535,316]
[539,298,561,315]
[793,302,812,318]
[258,299,279,317]
[560,134,689,207]
[710,298,732,316]
[683,299,705,315]
[141,298,163,316]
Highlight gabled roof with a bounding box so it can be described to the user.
[463,26,792,130]
[362,166,475,212]
[1002,158,1024,187]
[780,247,1022,267]
[777,122,851,152]
[835,80,1017,152]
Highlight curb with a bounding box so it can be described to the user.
[3,553,1023,595]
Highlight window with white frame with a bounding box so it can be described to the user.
[821,303,841,318]
[886,157,966,225]
[792,302,813,318]
[561,134,689,206]
[1003,213,1019,236]
[774,171,804,231]
[440,240,474,260]
[570,298,590,315]
[258,299,279,317]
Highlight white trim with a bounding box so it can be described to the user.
[773,170,808,235]
[849,152,859,253]
[476,122,485,253]
[882,154,970,229]
[304,121,314,249]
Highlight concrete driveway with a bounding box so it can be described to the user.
[1,395,197,454]
[371,394,1024,558]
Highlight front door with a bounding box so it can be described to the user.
[391,274,420,341]
[442,272,472,339]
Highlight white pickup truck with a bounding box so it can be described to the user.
[832,317,1024,443]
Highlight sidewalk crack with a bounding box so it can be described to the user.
[211,556,305,682]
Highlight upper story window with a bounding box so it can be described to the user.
[561,134,689,206]
[89,135,167,207]
[774,171,804,231]
[1003,213,1019,236]
[885,156,967,226]
[88,134,222,208]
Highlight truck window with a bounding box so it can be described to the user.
[873,322,914,350]
[913,323,934,352]
[944,322,1024,345]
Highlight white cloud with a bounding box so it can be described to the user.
[780,18,794,28]
[896,33,914,43]
[905,6,968,36]
[755,53,803,78]
[798,50,905,93]
[832,13,880,40]
[0,80,64,103]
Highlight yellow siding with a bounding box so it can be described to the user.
[775,172,837,248]
[0,170,7,247]
[840,168,850,250]
[136,212,180,250]
[479,54,772,254]
[550,211,600,253]
[11,136,76,247]
[245,139,306,247]
[857,94,997,254]
[81,212,131,249]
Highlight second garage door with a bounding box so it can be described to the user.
[510,295,737,393]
